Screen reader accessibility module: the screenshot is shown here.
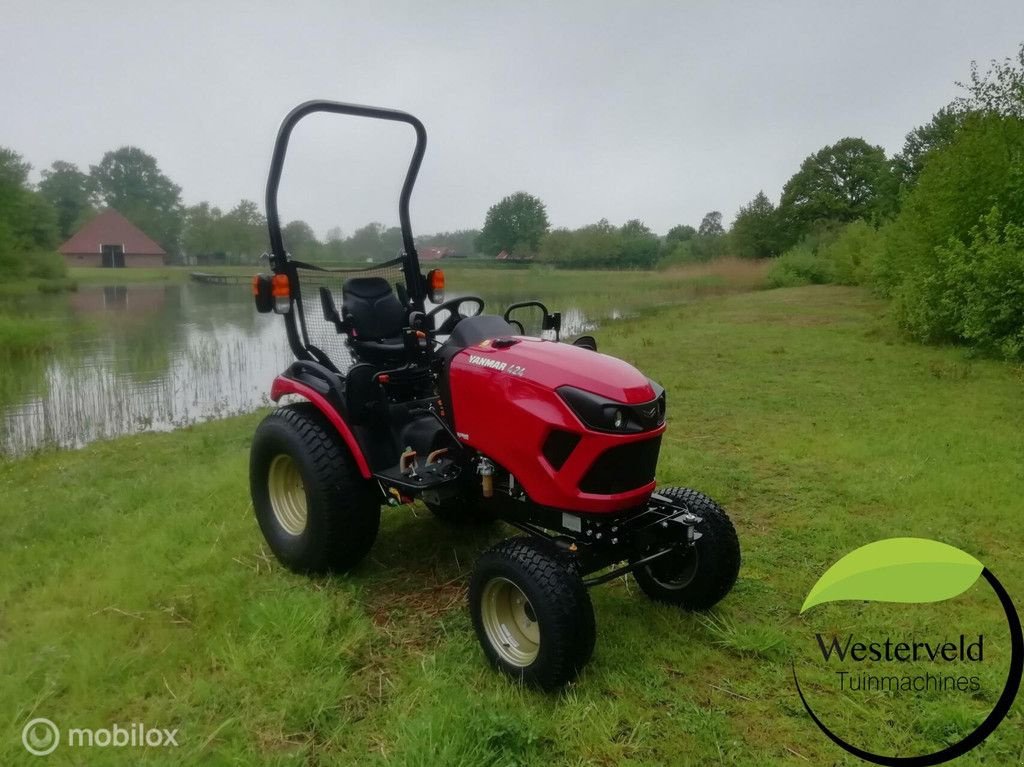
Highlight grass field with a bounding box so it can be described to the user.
[60,257,770,302]
[1,286,1021,765]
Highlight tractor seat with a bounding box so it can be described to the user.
[341,277,407,364]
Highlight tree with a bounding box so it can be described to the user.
[322,227,345,261]
[90,146,184,257]
[619,219,660,267]
[39,161,94,239]
[620,219,653,239]
[665,224,696,246]
[222,199,267,262]
[698,211,724,237]
[893,44,1024,193]
[893,108,966,190]
[730,191,780,258]
[182,202,225,258]
[874,113,1024,294]
[778,137,897,246]
[0,147,31,189]
[346,222,386,261]
[476,192,549,255]
[952,41,1024,118]
[0,147,60,277]
[538,218,659,268]
[282,220,319,259]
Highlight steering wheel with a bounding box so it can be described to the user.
[426,296,485,334]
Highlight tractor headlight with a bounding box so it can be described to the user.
[557,386,664,433]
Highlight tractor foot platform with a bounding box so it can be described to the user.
[374,451,461,496]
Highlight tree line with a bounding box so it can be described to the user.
[474,43,1024,360]
[0,146,485,272]
[3,41,1021,359]
[760,42,1024,361]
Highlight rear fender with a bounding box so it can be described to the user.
[270,375,373,479]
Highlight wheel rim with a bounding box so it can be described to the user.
[267,454,307,535]
[645,547,699,590]
[480,577,540,667]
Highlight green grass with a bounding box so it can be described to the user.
[1,285,1022,765]
[0,277,77,297]
[63,258,770,306]
[0,315,68,356]
[67,266,234,285]
[441,258,770,315]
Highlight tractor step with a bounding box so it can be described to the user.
[373,453,461,495]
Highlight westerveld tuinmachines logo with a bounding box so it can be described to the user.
[793,538,1022,766]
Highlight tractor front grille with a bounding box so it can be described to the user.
[578,436,662,494]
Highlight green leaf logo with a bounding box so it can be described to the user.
[801,537,983,613]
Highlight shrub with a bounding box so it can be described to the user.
[873,114,1024,294]
[819,220,884,285]
[658,239,705,268]
[895,207,1024,359]
[0,220,25,278]
[26,249,67,280]
[766,244,835,287]
[539,219,660,268]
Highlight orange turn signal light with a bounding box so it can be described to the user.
[271,274,290,297]
[426,269,445,303]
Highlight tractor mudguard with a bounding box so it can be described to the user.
[269,375,373,479]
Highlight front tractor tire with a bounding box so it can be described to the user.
[250,403,380,574]
[469,537,596,691]
[634,487,740,610]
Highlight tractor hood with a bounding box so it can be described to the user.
[451,337,656,403]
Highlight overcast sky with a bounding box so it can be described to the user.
[4,1,1023,238]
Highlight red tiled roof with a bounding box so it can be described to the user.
[59,209,167,256]
[419,246,455,261]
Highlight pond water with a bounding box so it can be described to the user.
[0,282,605,457]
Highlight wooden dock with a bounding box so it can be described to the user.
[189,272,249,285]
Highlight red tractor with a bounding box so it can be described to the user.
[250,101,740,690]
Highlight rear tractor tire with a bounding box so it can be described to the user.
[469,537,596,691]
[633,487,740,610]
[250,403,380,574]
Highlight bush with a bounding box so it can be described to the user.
[26,250,67,280]
[873,114,1024,295]
[766,244,835,287]
[819,220,884,285]
[0,220,25,278]
[539,219,659,268]
[895,207,1024,359]
[658,239,704,268]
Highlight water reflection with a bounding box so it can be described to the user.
[0,283,613,456]
[1,284,293,455]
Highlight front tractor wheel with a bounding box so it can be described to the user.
[634,487,740,610]
[250,403,380,574]
[469,537,595,691]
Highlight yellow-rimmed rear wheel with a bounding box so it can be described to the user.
[267,454,307,535]
[250,404,380,574]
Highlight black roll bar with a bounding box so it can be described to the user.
[264,100,429,322]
